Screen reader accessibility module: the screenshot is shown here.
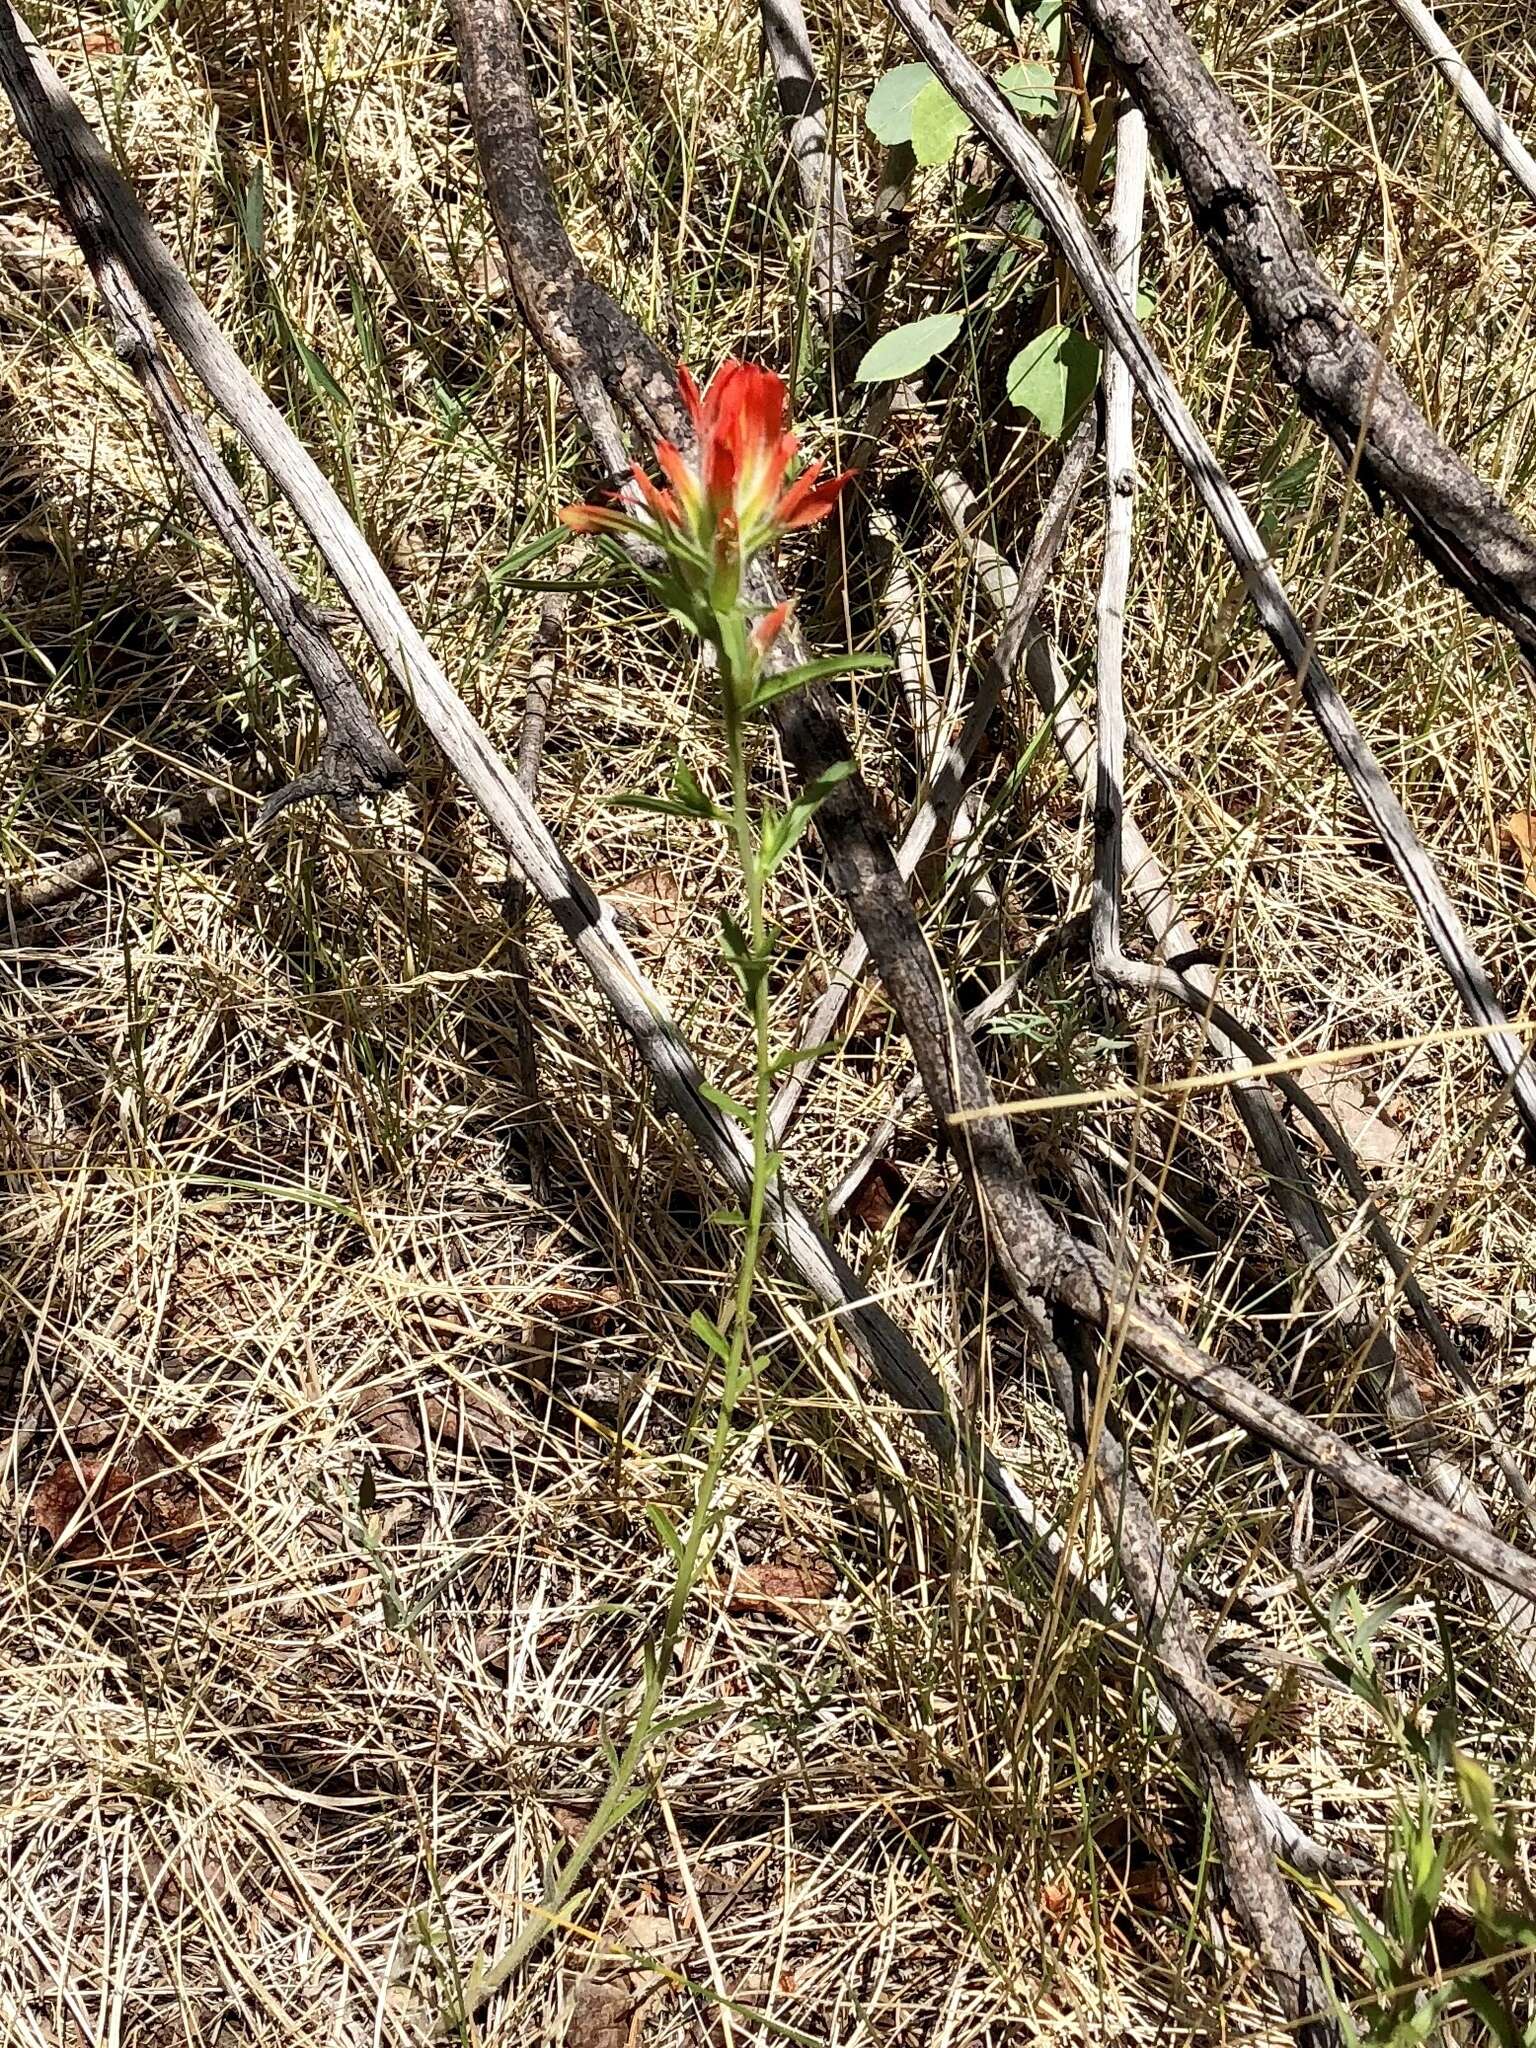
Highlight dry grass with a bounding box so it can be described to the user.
[4,0,1536,2041]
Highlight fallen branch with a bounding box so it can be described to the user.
[1,788,225,916]
[883,0,1536,1148]
[1388,0,1536,207]
[1090,101,1536,1668]
[766,417,1097,1144]
[1076,0,1536,654]
[760,0,856,329]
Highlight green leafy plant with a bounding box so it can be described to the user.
[444,364,877,2022]
[1317,1594,1536,2045]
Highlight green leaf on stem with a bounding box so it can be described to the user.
[698,1078,756,1126]
[762,760,857,875]
[689,1309,733,1362]
[1006,323,1101,437]
[747,652,891,711]
[999,61,1057,119]
[910,77,972,165]
[768,1040,841,1073]
[611,757,725,822]
[645,1502,685,1561]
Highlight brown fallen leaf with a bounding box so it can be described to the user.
[844,1157,929,1250]
[727,1557,837,1624]
[1301,1059,1405,1171]
[610,863,684,941]
[1501,812,1536,899]
[29,1420,228,1565]
[565,1975,632,2048]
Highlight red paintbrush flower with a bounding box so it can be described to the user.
[560,360,851,571]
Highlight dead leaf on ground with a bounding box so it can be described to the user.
[29,1420,229,1564]
[565,1976,632,2048]
[610,864,684,941]
[1300,1060,1405,1170]
[726,1557,837,1624]
[1500,812,1536,898]
[844,1157,928,1249]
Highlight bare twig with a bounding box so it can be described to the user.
[504,588,573,1192]
[760,0,856,329]
[882,0,1536,1148]
[1387,0,1536,206]
[766,418,1097,1145]
[1,789,225,916]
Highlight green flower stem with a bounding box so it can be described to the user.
[447,606,781,2033]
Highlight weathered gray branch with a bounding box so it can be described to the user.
[1076,0,1536,653]
[883,0,1536,1149]
[760,0,856,328]
[1388,0,1536,207]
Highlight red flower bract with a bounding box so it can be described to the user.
[560,359,851,569]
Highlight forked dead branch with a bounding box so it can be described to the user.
[885,0,1536,1147]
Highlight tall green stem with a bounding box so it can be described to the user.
[449,623,781,2031]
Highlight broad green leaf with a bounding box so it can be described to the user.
[865,62,934,144]
[999,61,1056,120]
[1005,323,1101,437]
[1032,0,1067,55]
[910,77,972,165]
[855,311,964,384]
[1135,285,1157,321]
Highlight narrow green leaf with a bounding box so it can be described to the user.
[689,1309,732,1363]
[763,759,857,875]
[855,312,964,384]
[698,1079,755,1125]
[1005,323,1101,438]
[645,1502,685,1562]
[747,651,891,710]
[609,792,713,820]
[865,62,934,144]
[768,1040,840,1074]
[910,78,971,165]
[241,164,265,259]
